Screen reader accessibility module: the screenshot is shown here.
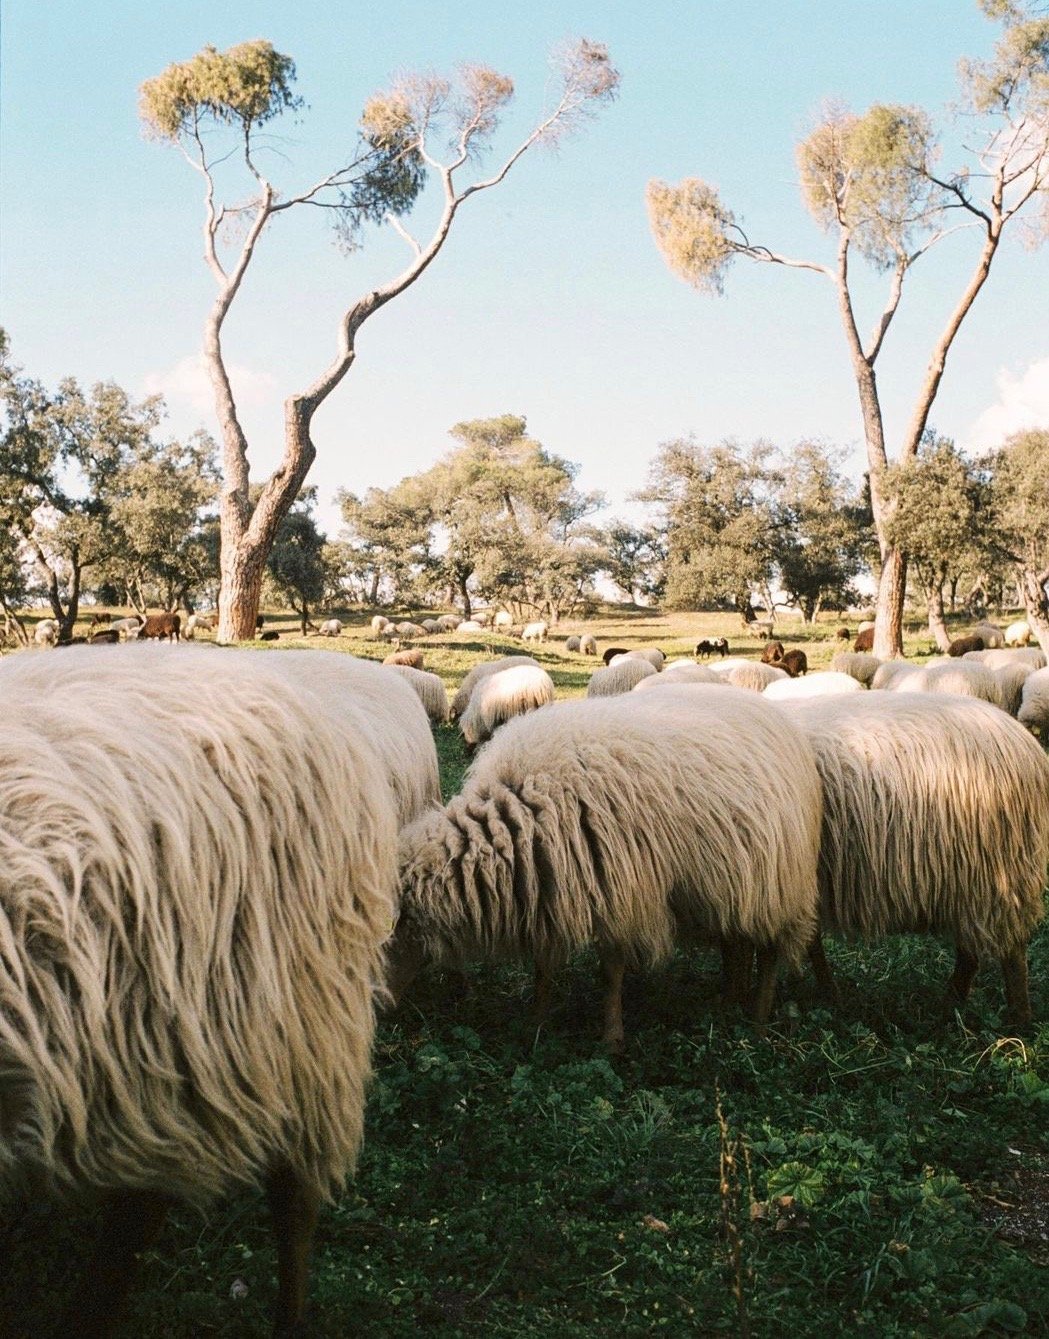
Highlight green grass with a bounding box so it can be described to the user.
[3,606,1048,1336]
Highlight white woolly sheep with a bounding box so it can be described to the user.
[459,664,556,748]
[628,646,665,671]
[395,621,425,638]
[521,620,549,643]
[710,656,757,676]
[587,657,657,696]
[634,662,722,690]
[993,662,1036,718]
[184,612,217,639]
[108,616,144,639]
[0,645,398,1333]
[893,660,1002,708]
[763,671,864,700]
[389,687,822,1046]
[857,620,875,635]
[724,662,788,693]
[371,614,391,633]
[972,620,1005,649]
[263,650,440,825]
[384,648,424,670]
[318,618,343,637]
[564,635,582,653]
[494,611,513,628]
[830,651,881,687]
[580,634,598,656]
[450,655,540,720]
[1018,667,1049,737]
[436,615,461,632]
[420,619,443,635]
[871,660,921,691]
[385,664,450,724]
[1005,619,1033,647]
[782,692,1049,1023]
[457,620,484,633]
[473,608,494,626]
[964,647,1047,671]
[33,621,57,646]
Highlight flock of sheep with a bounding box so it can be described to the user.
[2,611,1048,1333]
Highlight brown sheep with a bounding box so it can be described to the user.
[780,649,808,678]
[601,646,631,665]
[89,630,120,644]
[385,649,424,670]
[949,635,986,657]
[854,627,875,653]
[140,613,181,643]
[761,641,785,664]
[835,627,850,642]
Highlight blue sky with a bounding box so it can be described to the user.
[3,0,1047,536]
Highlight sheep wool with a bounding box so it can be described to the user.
[724,662,787,693]
[587,657,657,696]
[580,635,598,656]
[972,621,1005,649]
[784,692,1049,1019]
[459,664,556,747]
[384,665,450,724]
[564,636,582,653]
[262,650,440,824]
[894,660,1002,708]
[394,688,822,1040]
[384,648,425,670]
[830,651,882,687]
[0,644,398,1209]
[763,671,864,700]
[635,662,722,689]
[1005,620,1032,647]
[1018,667,1049,737]
[451,655,540,720]
[871,660,920,691]
[964,647,1047,672]
[993,662,1036,718]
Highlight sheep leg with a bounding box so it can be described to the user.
[267,1162,320,1337]
[719,936,753,1008]
[1000,947,1032,1029]
[598,943,627,1053]
[64,1188,171,1337]
[807,935,839,1003]
[750,943,780,1026]
[947,946,980,1007]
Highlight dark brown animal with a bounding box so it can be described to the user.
[55,637,87,647]
[835,627,850,641]
[258,630,280,642]
[948,635,985,657]
[140,613,181,643]
[90,629,120,644]
[602,646,631,666]
[256,615,265,630]
[88,611,114,629]
[854,627,875,653]
[695,638,729,658]
[761,641,785,664]
[780,649,808,677]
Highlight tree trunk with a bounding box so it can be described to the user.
[926,582,952,653]
[872,548,907,659]
[219,543,267,642]
[1019,565,1049,657]
[458,576,472,621]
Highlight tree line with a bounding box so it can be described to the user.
[3,337,1045,649]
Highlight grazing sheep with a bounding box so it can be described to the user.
[371,614,391,634]
[89,629,120,645]
[390,688,822,1045]
[587,658,657,696]
[395,621,425,638]
[964,647,1047,671]
[1018,667,1049,738]
[33,622,57,647]
[140,613,181,643]
[853,627,875,653]
[263,651,440,825]
[779,650,808,678]
[695,637,729,658]
[456,620,484,633]
[871,660,920,691]
[751,621,775,640]
[565,635,582,653]
[993,662,1036,718]
[710,657,758,676]
[258,630,280,641]
[521,621,549,644]
[894,661,1002,708]
[972,621,1005,649]
[473,608,495,626]
[185,613,217,639]
[436,615,462,632]
[318,618,343,637]
[385,648,425,670]
[451,656,541,720]
[0,646,398,1333]
[783,693,1049,1023]
[1005,619,1033,647]
[634,646,665,671]
[420,619,443,635]
[601,646,630,665]
[507,624,524,639]
[761,641,785,665]
[580,635,598,657]
[109,616,144,638]
[857,620,875,635]
[385,665,450,724]
[459,664,555,748]
[494,611,513,628]
[634,662,722,690]
[724,662,788,693]
[948,634,985,657]
[835,627,851,642]
[764,671,865,700]
[831,651,881,687]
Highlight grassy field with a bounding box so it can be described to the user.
[2,606,1048,1336]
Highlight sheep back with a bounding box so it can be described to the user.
[763,671,864,699]
[459,665,556,746]
[385,665,450,724]
[725,662,788,692]
[451,655,540,720]
[1018,667,1049,736]
[830,651,881,687]
[587,658,657,696]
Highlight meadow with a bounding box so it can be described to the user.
[2,607,1047,1337]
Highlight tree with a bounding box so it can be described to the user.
[336,482,433,607]
[602,521,667,604]
[647,1,1049,657]
[638,439,781,615]
[0,525,29,645]
[141,38,619,643]
[981,427,1049,652]
[882,436,990,649]
[773,441,871,622]
[265,489,332,634]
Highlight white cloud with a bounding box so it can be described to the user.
[965,355,1049,451]
[143,354,279,422]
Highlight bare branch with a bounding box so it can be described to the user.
[385,211,422,257]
